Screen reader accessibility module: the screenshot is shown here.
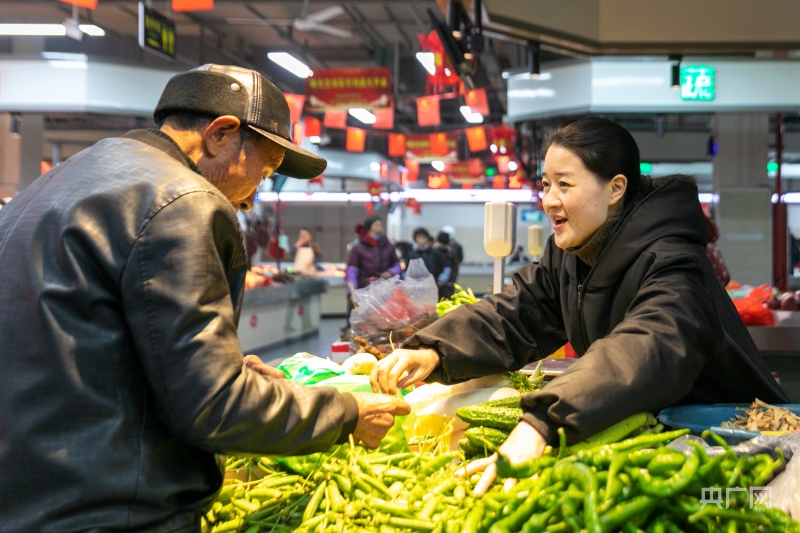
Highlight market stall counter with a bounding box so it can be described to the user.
[748,326,800,402]
[238,278,326,354]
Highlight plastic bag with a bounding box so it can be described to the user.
[309,373,373,393]
[731,284,774,326]
[349,258,438,356]
[277,352,345,385]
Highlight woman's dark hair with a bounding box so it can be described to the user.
[436,231,450,245]
[542,117,641,205]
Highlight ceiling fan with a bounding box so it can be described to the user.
[227,0,353,39]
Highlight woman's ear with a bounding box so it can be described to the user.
[203,116,242,157]
[608,174,628,207]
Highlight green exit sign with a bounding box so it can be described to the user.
[138,2,176,60]
[680,65,715,101]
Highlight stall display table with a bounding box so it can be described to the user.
[238,278,326,354]
[748,326,800,402]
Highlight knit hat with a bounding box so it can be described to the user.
[363,216,381,233]
[441,225,455,238]
[154,64,326,179]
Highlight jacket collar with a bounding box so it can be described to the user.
[122,129,204,177]
[572,176,707,289]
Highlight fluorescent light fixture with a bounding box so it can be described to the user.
[459,105,484,124]
[431,161,445,172]
[508,161,519,172]
[0,23,104,36]
[348,108,376,125]
[267,52,312,78]
[415,52,436,75]
[369,162,381,171]
[309,136,321,144]
[42,52,88,61]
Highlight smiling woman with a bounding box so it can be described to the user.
[371,116,787,490]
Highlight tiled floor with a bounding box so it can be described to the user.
[256,317,347,367]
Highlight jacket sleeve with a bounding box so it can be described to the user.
[521,248,719,445]
[406,242,568,383]
[121,191,358,456]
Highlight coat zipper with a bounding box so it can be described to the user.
[576,283,589,350]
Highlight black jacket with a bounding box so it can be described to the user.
[407,177,787,444]
[0,130,357,533]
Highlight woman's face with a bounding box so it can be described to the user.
[414,234,428,247]
[541,144,625,250]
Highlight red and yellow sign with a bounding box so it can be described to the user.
[448,161,485,184]
[405,134,457,162]
[307,68,392,111]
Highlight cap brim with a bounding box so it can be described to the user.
[249,125,327,179]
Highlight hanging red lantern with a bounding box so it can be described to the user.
[406,197,422,215]
[417,30,462,89]
[367,180,383,197]
[427,173,450,189]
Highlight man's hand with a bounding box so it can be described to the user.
[380,271,393,279]
[455,420,547,496]
[350,393,412,448]
[242,354,286,380]
[370,348,440,395]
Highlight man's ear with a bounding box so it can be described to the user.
[608,174,628,206]
[203,116,243,157]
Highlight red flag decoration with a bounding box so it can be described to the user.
[364,202,376,215]
[60,0,98,8]
[388,133,407,157]
[416,96,441,127]
[324,110,348,129]
[346,128,366,152]
[284,94,306,124]
[466,126,488,153]
[171,0,212,11]
[429,133,449,156]
[373,106,395,130]
[468,158,484,176]
[406,197,422,215]
[465,88,490,116]
[292,123,303,145]
[404,158,419,183]
[304,116,322,139]
[493,175,506,189]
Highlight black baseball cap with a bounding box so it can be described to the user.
[154,64,326,179]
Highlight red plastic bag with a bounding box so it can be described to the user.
[349,259,438,355]
[732,284,774,326]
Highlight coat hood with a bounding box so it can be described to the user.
[585,176,708,288]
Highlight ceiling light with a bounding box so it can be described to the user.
[431,160,445,171]
[460,105,484,124]
[309,136,321,144]
[508,161,519,172]
[348,108,376,124]
[267,52,312,78]
[370,162,381,171]
[0,23,104,37]
[490,144,498,153]
[416,52,436,75]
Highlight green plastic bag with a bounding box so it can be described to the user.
[277,352,345,385]
[309,373,373,393]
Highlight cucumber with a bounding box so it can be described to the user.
[455,405,523,432]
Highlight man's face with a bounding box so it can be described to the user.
[203,132,285,212]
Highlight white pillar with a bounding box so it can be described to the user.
[712,113,772,285]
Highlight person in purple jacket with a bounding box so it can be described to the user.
[344,215,402,329]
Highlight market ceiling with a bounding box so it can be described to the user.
[4,0,800,142]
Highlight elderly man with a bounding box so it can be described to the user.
[0,65,409,533]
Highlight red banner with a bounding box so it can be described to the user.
[405,134,457,162]
[307,68,392,111]
[448,161,485,184]
[171,0,212,11]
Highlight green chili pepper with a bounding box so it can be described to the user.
[632,447,700,498]
[598,494,657,531]
[552,461,601,533]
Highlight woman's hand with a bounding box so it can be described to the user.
[455,420,547,496]
[370,348,440,395]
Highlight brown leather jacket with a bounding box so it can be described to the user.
[0,130,357,533]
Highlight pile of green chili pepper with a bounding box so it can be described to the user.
[206,428,799,533]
